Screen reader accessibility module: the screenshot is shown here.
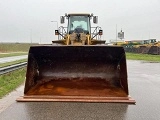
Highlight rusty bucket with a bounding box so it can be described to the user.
[17,45,135,104]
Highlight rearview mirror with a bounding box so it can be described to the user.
[93,16,98,24]
[60,16,65,24]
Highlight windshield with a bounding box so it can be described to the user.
[68,15,90,34]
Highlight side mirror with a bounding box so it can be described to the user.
[60,16,65,24]
[99,30,103,35]
[93,16,98,24]
[55,30,59,35]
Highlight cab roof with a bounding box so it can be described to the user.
[68,13,90,16]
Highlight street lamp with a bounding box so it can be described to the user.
[51,21,59,39]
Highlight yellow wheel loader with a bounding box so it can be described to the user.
[17,13,135,103]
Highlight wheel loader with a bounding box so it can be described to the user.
[17,13,135,103]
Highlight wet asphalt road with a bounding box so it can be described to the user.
[0,55,27,64]
[0,60,160,120]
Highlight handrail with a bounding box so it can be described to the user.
[58,26,67,39]
[91,26,101,40]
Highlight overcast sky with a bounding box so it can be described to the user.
[0,0,160,43]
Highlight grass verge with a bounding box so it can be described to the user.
[0,52,27,58]
[0,68,26,98]
[126,52,160,62]
[0,59,27,68]
[0,43,38,53]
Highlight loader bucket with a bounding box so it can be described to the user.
[17,45,135,103]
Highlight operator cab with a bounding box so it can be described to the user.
[55,13,101,42]
[68,14,90,34]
